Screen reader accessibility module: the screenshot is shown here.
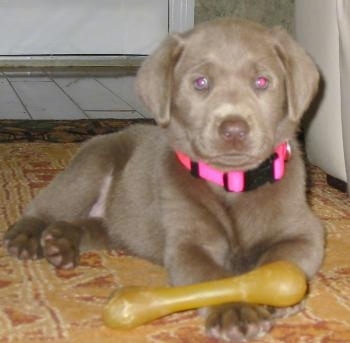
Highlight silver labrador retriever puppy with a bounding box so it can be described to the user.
[4,18,324,342]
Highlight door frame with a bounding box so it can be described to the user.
[169,0,195,33]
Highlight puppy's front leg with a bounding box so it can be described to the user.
[164,216,268,342]
[5,217,109,269]
[205,233,324,342]
[165,237,275,342]
[163,220,320,342]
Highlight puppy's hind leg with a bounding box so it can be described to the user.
[4,216,47,260]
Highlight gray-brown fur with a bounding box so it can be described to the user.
[4,18,324,342]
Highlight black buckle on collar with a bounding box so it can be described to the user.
[243,153,278,191]
[190,160,199,177]
[223,173,230,192]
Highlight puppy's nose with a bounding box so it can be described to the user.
[219,118,249,143]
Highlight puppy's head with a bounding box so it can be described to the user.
[136,18,319,171]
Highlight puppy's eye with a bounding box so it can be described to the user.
[193,76,209,90]
[255,76,269,90]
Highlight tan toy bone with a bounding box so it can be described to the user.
[103,260,307,329]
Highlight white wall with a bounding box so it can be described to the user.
[0,0,169,55]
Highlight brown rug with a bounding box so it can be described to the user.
[0,137,350,342]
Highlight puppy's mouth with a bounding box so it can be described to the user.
[200,153,269,172]
[192,142,272,172]
[185,127,273,170]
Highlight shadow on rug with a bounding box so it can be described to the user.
[0,119,154,143]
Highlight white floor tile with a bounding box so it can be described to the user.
[0,69,151,120]
[54,78,132,111]
[0,77,29,119]
[11,81,86,120]
[97,76,152,118]
[85,110,143,119]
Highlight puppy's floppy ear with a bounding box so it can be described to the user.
[270,27,320,121]
[135,34,184,127]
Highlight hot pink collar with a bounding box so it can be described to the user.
[176,142,291,192]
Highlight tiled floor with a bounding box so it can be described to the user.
[0,67,151,120]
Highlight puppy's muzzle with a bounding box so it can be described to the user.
[218,117,250,147]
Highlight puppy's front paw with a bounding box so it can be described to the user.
[41,222,82,269]
[204,303,274,342]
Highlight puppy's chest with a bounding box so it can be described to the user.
[222,193,276,249]
[219,202,276,273]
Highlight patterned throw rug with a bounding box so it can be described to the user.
[0,121,350,342]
